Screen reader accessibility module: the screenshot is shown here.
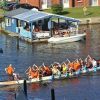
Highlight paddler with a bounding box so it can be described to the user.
[5,64,15,76]
[12,72,20,80]
[42,65,52,76]
[91,58,97,67]
[61,62,68,74]
[5,64,16,80]
[26,66,39,79]
[68,62,75,72]
[85,55,93,68]
[73,60,81,71]
[51,63,61,76]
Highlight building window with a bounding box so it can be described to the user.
[64,0,69,3]
[5,18,11,26]
[77,0,83,2]
[41,0,47,4]
[47,0,51,7]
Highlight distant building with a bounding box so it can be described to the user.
[19,0,100,10]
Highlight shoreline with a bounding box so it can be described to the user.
[79,17,100,25]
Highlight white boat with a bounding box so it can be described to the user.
[0,66,100,86]
[48,33,86,44]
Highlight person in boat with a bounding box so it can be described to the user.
[56,62,62,72]
[12,72,20,80]
[41,63,52,76]
[85,55,93,69]
[91,58,97,68]
[61,62,68,74]
[51,63,61,76]
[79,58,84,68]
[97,60,100,67]
[73,59,81,71]
[5,64,15,76]
[78,58,86,71]
[5,64,15,81]
[68,62,75,73]
[32,64,39,71]
[26,66,39,79]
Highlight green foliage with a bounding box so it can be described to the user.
[0,1,7,7]
[51,4,63,14]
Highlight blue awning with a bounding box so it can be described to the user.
[11,8,80,23]
[52,14,80,22]
[13,10,52,23]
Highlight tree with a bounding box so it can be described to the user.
[51,4,63,14]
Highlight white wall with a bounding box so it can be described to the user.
[63,0,69,8]
[91,0,98,6]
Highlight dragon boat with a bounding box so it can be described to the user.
[0,66,100,86]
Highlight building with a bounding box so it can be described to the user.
[4,8,80,43]
[19,0,100,10]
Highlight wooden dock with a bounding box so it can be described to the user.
[8,33,19,37]
[32,38,48,43]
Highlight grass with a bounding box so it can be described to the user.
[44,6,100,18]
[0,9,6,18]
[0,6,100,18]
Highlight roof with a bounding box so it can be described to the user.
[13,10,80,23]
[4,8,80,23]
[13,10,52,23]
[53,14,80,22]
[4,8,29,17]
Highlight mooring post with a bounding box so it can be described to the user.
[23,80,27,97]
[51,88,55,100]
[15,93,16,99]
[16,36,19,50]
[0,48,3,53]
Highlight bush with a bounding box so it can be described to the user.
[51,4,63,14]
[0,1,7,8]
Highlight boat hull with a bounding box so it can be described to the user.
[48,33,86,44]
[0,66,100,86]
[0,76,52,86]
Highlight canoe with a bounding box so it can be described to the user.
[48,33,86,44]
[0,66,100,86]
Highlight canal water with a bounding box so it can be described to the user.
[0,24,100,100]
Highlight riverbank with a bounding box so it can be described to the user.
[79,17,100,25]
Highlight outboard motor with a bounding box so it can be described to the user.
[0,48,3,53]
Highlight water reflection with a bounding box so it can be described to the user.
[0,91,15,100]
[0,24,100,100]
[28,83,41,92]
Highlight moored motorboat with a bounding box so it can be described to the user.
[48,33,86,44]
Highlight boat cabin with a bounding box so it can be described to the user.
[4,8,80,42]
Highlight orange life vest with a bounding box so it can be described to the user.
[69,62,74,69]
[44,66,52,75]
[29,71,39,78]
[73,62,80,71]
[6,66,14,75]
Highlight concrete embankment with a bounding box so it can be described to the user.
[79,17,100,25]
